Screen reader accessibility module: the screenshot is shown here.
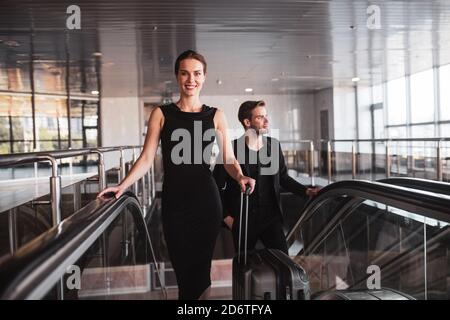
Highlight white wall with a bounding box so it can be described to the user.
[99,26,143,169]
[202,93,315,143]
[357,85,374,153]
[100,97,142,169]
[101,97,141,147]
[313,88,334,142]
[333,86,357,148]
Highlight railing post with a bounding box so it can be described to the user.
[437,140,443,181]
[132,148,139,196]
[385,141,391,178]
[92,150,106,190]
[73,183,82,212]
[119,148,126,181]
[309,141,315,186]
[141,175,147,213]
[40,156,63,226]
[8,208,18,254]
[327,141,332,184]
[69,157,73,176]
[139,148,147,214]
[147,169,152,206]
[351,141,356,179]
[151,165,156,199]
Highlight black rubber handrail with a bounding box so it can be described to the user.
[0,191,162,300]
[286,180,450,248]
[378,177,450,196]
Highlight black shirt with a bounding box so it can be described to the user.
[245,143,278,225]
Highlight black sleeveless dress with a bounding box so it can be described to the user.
[159,103,222,299]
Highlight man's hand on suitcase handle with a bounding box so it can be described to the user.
[224,216,234,230]
[306,186,320,197]
[238,175,255,194]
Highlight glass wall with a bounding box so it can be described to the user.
[386,77,407,127]
[0,95,33,153]
[410,69,435,124]
[331,63,450,181]
[0,95,99,154]
[352,64,450,141]
[0,31,100,155]
[439,64,450,121]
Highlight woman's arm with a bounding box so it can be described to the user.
[214,109,255,193]
[97,107,164,199]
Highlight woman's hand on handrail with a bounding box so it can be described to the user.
[97,185,125,199]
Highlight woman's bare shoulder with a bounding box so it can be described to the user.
[149,106,164,127]
[213,107,225,120]
[213,107,226,128]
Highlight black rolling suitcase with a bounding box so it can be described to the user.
[232,188,310,300]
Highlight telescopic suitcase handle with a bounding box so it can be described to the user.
[238,185,251,266]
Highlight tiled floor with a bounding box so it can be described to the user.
[77,259,233,300]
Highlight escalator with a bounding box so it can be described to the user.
[286,180,450,300]
[2,177,450,300]
[0,192,166,300]
[379,177,450,196]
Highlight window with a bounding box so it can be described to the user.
[410,69,435,123]
[0,32,100,155]
[358,86,372,139]
[410,124,435,138]
[0,95,33,154]
[387,77,407,125]
[387,126,407,139]
[439,64,450,121]
[372,84,383,104]
[440,124,450,137]
[35,96,67,145]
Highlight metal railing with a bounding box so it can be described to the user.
[280,139,315,186]
[280,138,450,185]
[0,145,156,227]
[327,138,450,182]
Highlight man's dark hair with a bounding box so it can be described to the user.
[174,50,207,75]
[238,100,266,127]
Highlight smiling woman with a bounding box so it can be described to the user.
[97,49,255,300]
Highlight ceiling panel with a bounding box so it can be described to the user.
[0,0,450,97]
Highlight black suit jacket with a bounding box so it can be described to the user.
[213,135,307,220]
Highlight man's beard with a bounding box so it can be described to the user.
[250,125,268,135]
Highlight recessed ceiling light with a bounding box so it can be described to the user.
[216,79,222,85]
[352,77,360,82]
[245,88,253,93]
[92,52,102,57]
[164,80,172,84]
[153,26,158,31]
[271,78,279,82]
[91,90,99,95]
